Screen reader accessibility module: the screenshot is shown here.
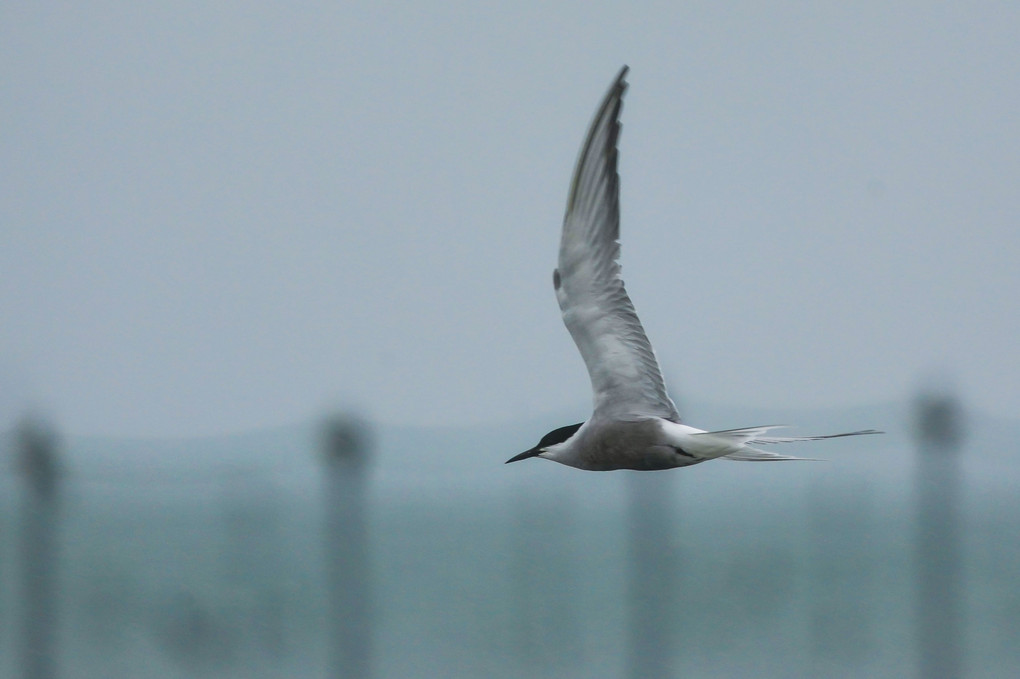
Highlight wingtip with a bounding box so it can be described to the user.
[614,65,629,92]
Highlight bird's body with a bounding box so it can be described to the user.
[508,66,879,471]
[541,419,707,471]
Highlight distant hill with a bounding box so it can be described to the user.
[3,398,1015,505]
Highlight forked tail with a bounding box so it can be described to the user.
[691,426,883,462]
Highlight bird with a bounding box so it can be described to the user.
[507,66,880,471]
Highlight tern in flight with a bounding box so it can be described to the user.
[507,66,879,471]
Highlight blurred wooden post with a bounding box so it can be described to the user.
[17,418,61,679]
[510,482,578,671]
[808,478,874,674]
[221,478,286,660]
[625,473,678,678]
[914,390,965,679]
[320,414,373,679]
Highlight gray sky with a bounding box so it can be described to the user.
[2,3,1018,437]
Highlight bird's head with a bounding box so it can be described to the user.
[506,422,584,464]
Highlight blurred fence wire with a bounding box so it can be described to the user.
[0,393,1018,678]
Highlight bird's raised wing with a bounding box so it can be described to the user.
[554,66,680,422]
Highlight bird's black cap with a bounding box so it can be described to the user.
[505,422,584,464]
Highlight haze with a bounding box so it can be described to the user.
[2,3,1018,437]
